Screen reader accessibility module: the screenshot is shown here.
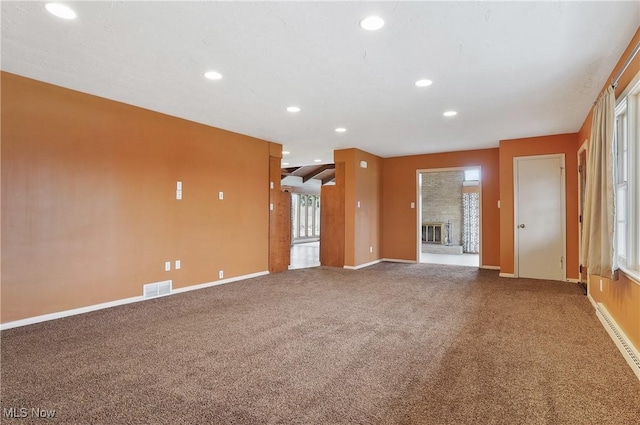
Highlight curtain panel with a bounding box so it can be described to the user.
[462,192,479,253]
[581,86,617,279]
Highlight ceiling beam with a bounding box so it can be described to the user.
[322,176,335,185]
[302,164,335,183]
[281,166,301,178]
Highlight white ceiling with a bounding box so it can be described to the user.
[2,1,638,166]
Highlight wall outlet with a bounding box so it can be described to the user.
[219,270,224,279]
[165,261,171,272]
[218,191,224,200]
[175,260,181,270]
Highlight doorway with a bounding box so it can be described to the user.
[289,193,320,269]
[514,154,566,281]
[417,167,482,267]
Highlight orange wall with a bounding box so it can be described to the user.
[334,149,382,267]
[498,133,579,278]
[1,72,273,323]
[578,28,640,150]
[381,149,500,266]
[581,28,640,352]
[589,273,640,351]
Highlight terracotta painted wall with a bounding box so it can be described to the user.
[381,149,500,267]
[1,72,274,324]
[589,273,640,352]
[334,148,382,267]
[581,28,640,353]
[498,133,579,279]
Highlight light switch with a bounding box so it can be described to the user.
[357,201,361,208]
[164,261,171,272]
[175,260,181,270]
[411,202,415,209]
[270,182,274,189]
[176,181,182,190]
[270,203,274,211]
[218,191,224,200]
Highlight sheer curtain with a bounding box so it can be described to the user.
[582,86,617,279]
[462,192,479,253]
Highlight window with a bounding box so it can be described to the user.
[615,101,628,263]
[464,169,480,181]
[614,74,640,278]
[291,194,321,240]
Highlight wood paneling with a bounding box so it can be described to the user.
[269,191,291,273]
[320,180,345,267]
[268,154,290,273]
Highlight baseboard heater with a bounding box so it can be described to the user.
[593,300,640,381]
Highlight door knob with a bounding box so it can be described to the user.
[518,224,525,228]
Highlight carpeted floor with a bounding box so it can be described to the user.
[2,263,640,424]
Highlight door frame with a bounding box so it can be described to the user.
[577,140,588,284]
[415,166,483,266]
[513,154,566,280]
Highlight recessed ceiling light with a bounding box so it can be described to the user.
[204,71,223,80]
[335,127,347,133]
[282,162,290,166]
[286,106,301,113]
[314,159,322,163]
[443,111,458,117]
[282,151,290,155]
[415,79,433,87]
[45,3,77,20]
[360,16,385,31]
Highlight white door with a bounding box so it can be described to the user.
[515,155,565,281]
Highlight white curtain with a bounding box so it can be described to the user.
[581,86,616,279]
[462,192,479,253]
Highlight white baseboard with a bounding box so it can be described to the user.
[381,258,417,264]
[344,259,382,270]
[587,294,640,381]
[1,295,145,331]
[481,265,500,270]
[1,270,269,331]
[499,273,515,278]
[171,271,269,294]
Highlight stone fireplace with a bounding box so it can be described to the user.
[422,222,444,244]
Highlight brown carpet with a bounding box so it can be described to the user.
[2,263,640,424]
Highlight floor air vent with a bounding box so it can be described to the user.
[595,303,640,381]
[143,280,172,299]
